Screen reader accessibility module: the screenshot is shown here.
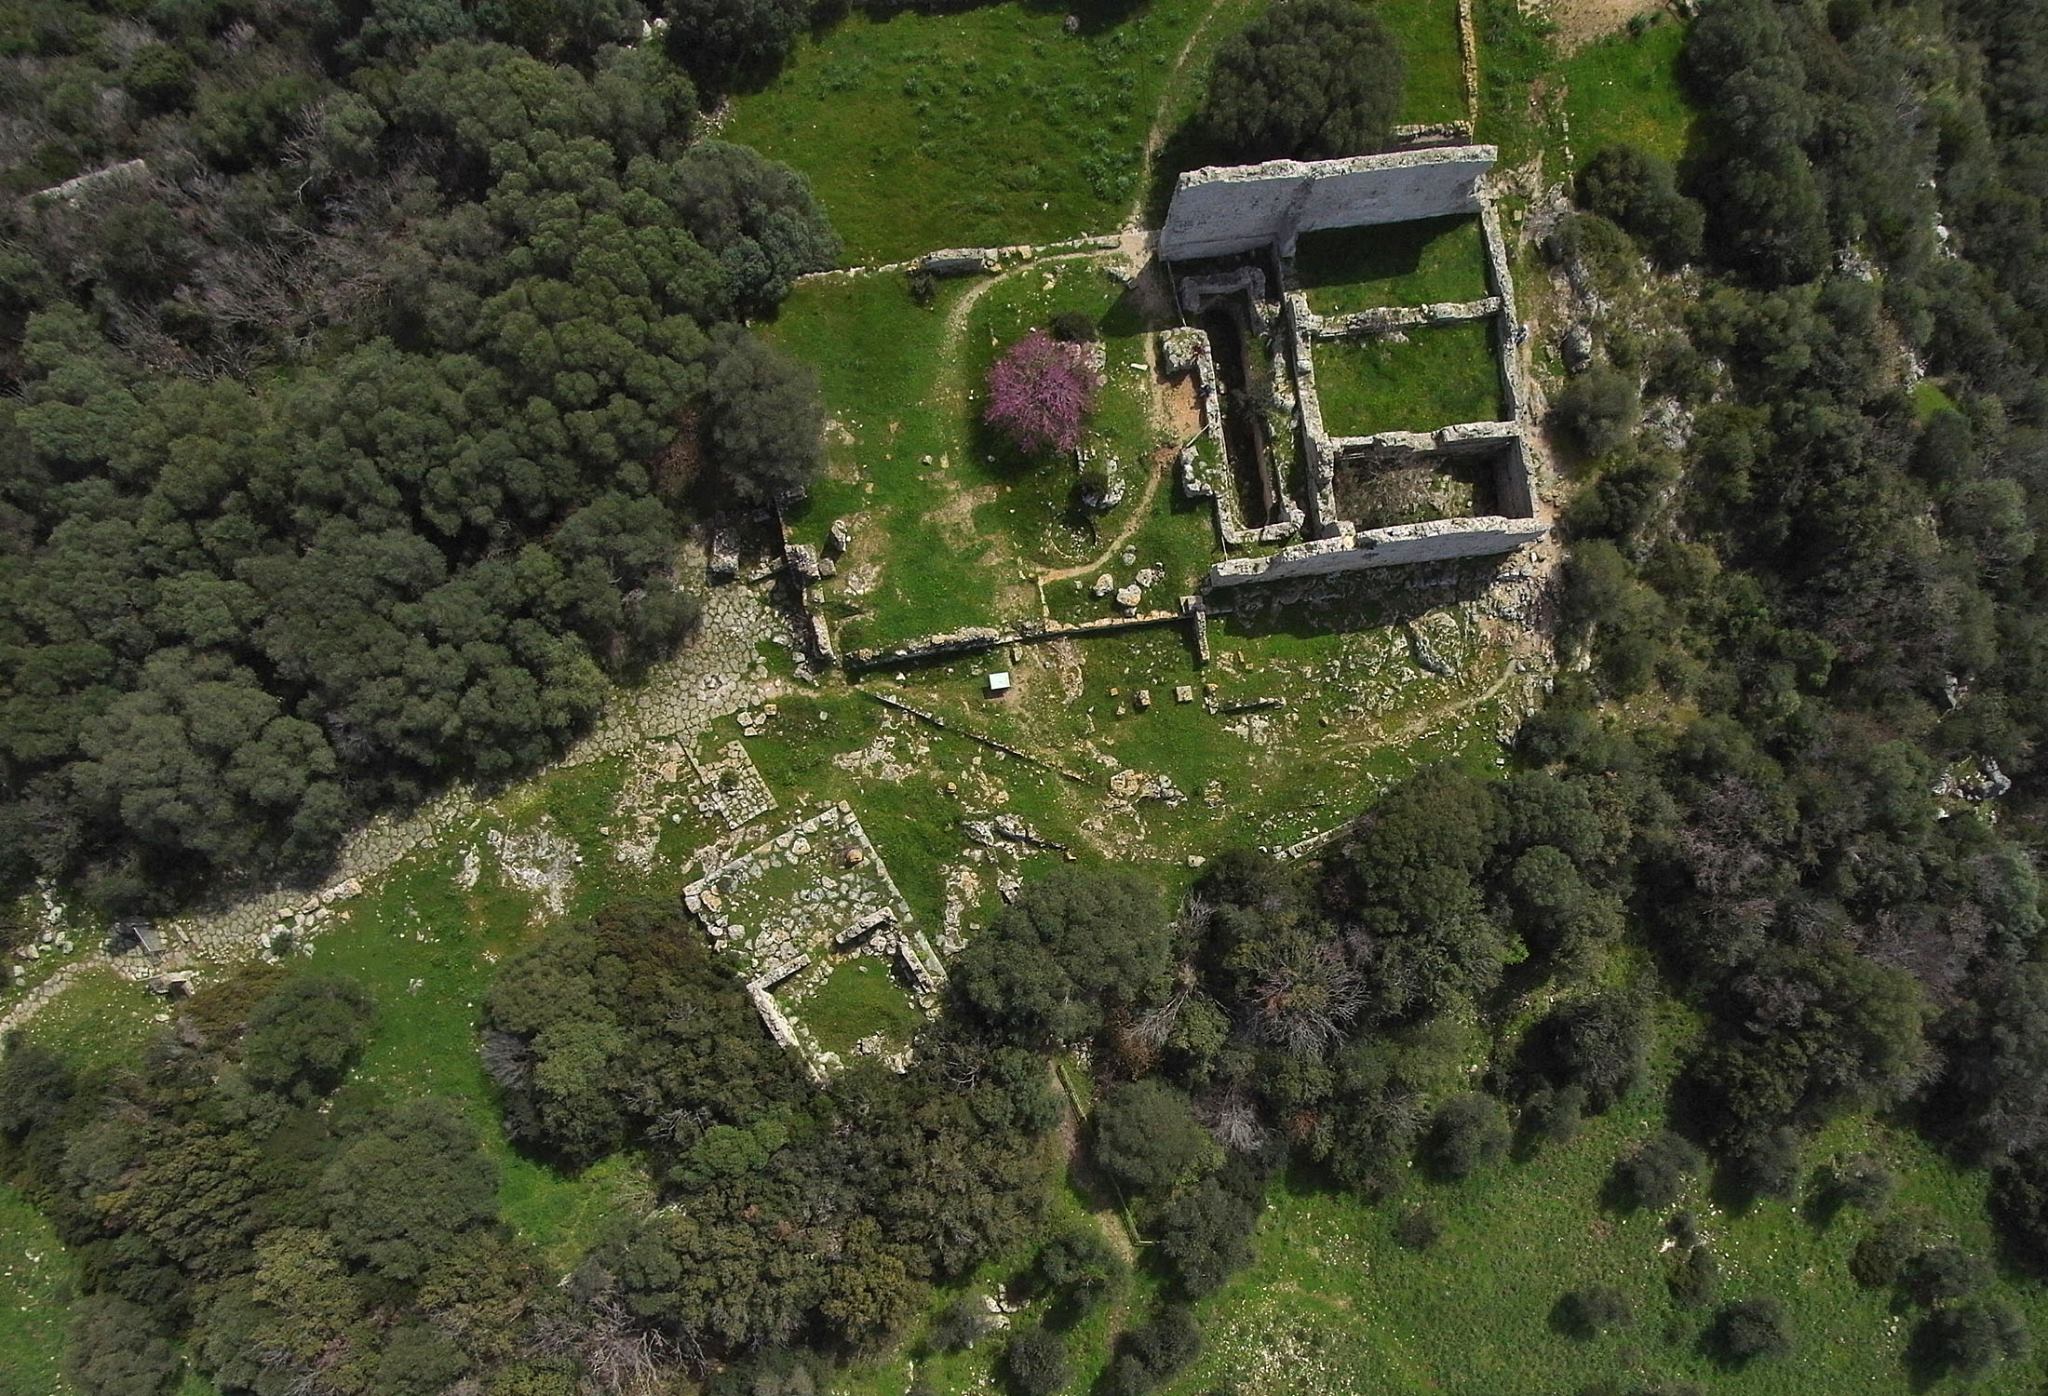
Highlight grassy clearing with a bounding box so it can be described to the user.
[1042,484,1217,625]
[1293,214,1492,316]
[1311,321,1506,436]
[294,839,638,1271]
[1165,1091,2048,1395]
[1563,14,1698,168]
[1373,0,1469,125]
[723,0,1221,263]
[25,967,160,1075]
[862,580,1517,858]
[1914,378,1959,422]
[768,258,1178,650]
[0,1183,70,1396]
[798,956,925,1057]
[1473,0,1560,165]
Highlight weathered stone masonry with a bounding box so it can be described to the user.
[1156,146,1546,587]
[1158,148,1495,262]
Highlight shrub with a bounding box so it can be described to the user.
[1049,310,1100,344]
[1518,1085,1585,1155]
[123,44,195,115]
[1393,1205,1443,1251]
[1526,994,1648,1113]
[1093,1080,1220,1198]
[1667,1245,1719,1308]
[1613,1132,1703,1211]
[240,973,373,1100]
[1037,1225,1124,1312]
[1576,144,1705,266]
[1724,1127,1800,1207]
[1198,0,1405,161]
[985,330,1101,457]
[665,0,808,90]
[1554,366,1641,456]
[1005,1328,1069,1396]
[1556,1284,1634,1337]
[1709,1298,1792,1365]
[1989,1147,2048,1275]
[1824,1153,1896,1218]
[930,1296,993,1352]
[1902,1244,1990,1306]
[1850,1216,1920,1289]
[1424,1093,1510,1180]
[1105,1305,1201,1396]
[1155,1171,1258,1297]
[701,327,825,504]
[63,1295,179,1396]
[1912,1300,2029,1380]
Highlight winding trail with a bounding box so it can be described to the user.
[1125,0,1247,229]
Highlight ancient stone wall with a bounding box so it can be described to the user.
[1207,515,1547,586]
[1309,297,1500,338]
[1477,197,1529,423]
[1160,147,1496,262]
[845,607,1193,672]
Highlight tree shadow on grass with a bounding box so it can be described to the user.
[1211,554,1513,643]
[1144,117,1232,229]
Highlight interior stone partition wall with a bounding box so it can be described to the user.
[1160,145,1548,587]
[1159,147,1497,262]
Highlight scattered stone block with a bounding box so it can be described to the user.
[1175,685,1196,704]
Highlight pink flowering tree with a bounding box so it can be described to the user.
[984,329,1100,457]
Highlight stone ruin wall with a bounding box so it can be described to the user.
[1266,167,1536,546]
[1325,424,1537,520]
[1207,515,1548,586]
[1159,147,1497,263]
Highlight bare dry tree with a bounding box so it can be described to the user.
[480,1029,535,1089]
[1199,1084,1268,1154]
[1249,939,1363,1057]
[577,1298,683,1396]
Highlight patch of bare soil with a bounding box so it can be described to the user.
[1542,0,1671,51]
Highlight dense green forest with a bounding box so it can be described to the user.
[4,0,2048,1391]
[0,0,839,913]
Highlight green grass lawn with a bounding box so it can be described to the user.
[1293,214,1493,316]
[1164,1100,2048,1395]
[1563,14,1699,169]
[0,1183,71,1396]
[1311,321,1506,436]
[798,956,926,1057]
[732,0,1475,264]
[1913,378,1958,422]
[723,0,1223,263]
[766,257,1178,650]
[1473,0,1561,165]
[1373,0,1469,125]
